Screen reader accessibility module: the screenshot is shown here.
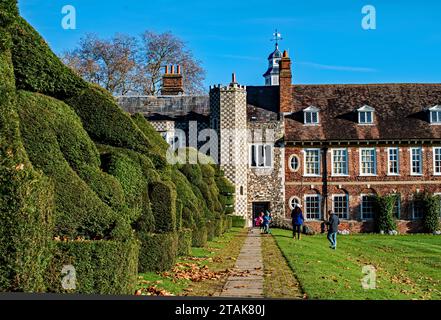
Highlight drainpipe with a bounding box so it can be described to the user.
[322,146,329,222]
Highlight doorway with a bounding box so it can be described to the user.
[252,202,270,226]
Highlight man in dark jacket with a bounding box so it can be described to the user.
[326,210,340,250]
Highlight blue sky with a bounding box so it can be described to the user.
[19,0,441,88]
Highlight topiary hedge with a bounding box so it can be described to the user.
[149,181,177,233]
[231,215,246,228]
[373,195,397,233]
[16,91,123,240]
[45,239,139,294]
[192,226,208,248]
[177,228,192,256]
[138,232,178,272]
[214,219,223,237]
[417,193,441,233]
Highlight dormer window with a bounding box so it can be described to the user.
[357,105,375,125]
[304,106,320,125]
[429,105,441,124]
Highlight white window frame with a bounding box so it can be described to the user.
[331,148,349,176]
[288,196,301,210]
[357,105,375,125]
[304,194,322,220]
[359,148,377,176]
[387,147,400,176]
[433,147,441,176]
[303,106,320,125]
[250,144,273,169]
[332,194,349,220]
[360,194,375,220]
[303,148,321,177]
[288,154,301,172]
[429,105,441,125]
[410,147,423,176]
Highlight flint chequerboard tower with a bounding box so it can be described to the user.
[209,75,249,222]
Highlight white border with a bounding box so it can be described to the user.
[288,154,301,172]
[249,144,273,169]
[433,147,441,176]
[387,147,400,176]
[288,196,301,210]
[409,147,423,176]
[303,148,321,177]
[331,148,349,176]
[359,148,377,176]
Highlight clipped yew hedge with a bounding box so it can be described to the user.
[46,239,139,294]
[178,228,192,256]
[149,181,177,233]
[138,233,178,272]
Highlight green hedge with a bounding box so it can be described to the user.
[417,193,441,233]
[214,219,223,237]
[138,233,178,272]
[231,215,246,228]
[374,195,397,233]
[178,228,192,256]
[45,239,139,294]
[206,220,215,241]
[11,17,87,99]
[16,91,122,239]
[149,181,177,233]
[192,226,207,248]
[131,113,169,157]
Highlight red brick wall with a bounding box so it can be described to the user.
[162,74,184,95]
[284,145,441,233]
[279,53,292,113]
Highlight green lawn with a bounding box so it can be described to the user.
[272,229,441,300]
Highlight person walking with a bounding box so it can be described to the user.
[291,204,304,240]
[326,210,340,250]
[262,211,272,234]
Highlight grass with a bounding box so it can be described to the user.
[261,234,303,299]
[272,229,441,300]
[137,227,247,296]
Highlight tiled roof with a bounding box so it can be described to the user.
[285,83,441,142]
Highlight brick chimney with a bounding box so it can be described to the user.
[279,50,292,114]
[162,64,184,95]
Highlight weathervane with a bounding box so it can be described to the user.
[271,29,283,47]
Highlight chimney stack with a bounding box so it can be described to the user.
[279,50,292,113]
[162,64,184,96]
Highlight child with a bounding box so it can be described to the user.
[263,211,272,234]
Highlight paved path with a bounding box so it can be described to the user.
[218,228,264,298]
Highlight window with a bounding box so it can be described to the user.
[332,194,349,219]
[358,105,375,124]
[303,106,320,125]
[429,105,441,124]
[360,148,376,176]
[388,148,400,175]
[361,195,375,220]
[304,195,321,220]
[392,194,401,219]
[289,155,300,172]
[433,147,441,175]
[410,147,423,175]
[289,196,301,210]
[332,149,348,176]
[250,144,273,168]
[412,200,424,219]
[304,149,321,176]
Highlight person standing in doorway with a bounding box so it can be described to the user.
[262,210,272,234]
[291,204,304,240]
[326,210,340,250]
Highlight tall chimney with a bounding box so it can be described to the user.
[279,50,292,114]
[162,64,184,96]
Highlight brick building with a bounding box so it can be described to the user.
[118,44,441,233]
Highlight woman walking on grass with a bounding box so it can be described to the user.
[291,204,304,240]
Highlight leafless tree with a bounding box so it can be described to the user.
[62,31,205,96]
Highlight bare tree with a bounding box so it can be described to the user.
[62,31,205,96]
